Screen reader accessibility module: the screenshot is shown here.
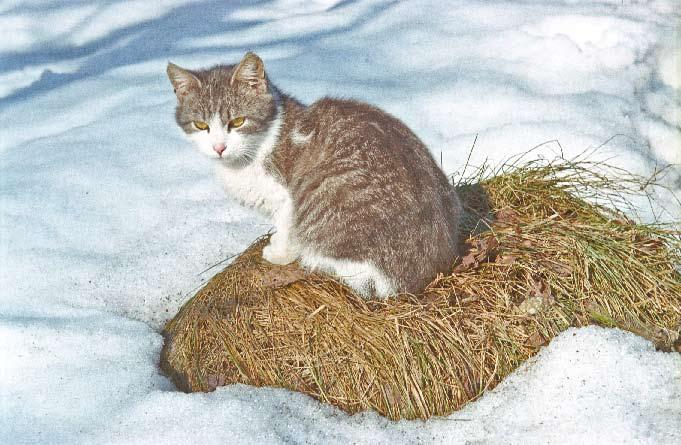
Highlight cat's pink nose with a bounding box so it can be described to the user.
[213,143,226,157]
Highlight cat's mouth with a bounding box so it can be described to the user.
[217,149,255,168]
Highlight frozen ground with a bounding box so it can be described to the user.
[1,0,680,443]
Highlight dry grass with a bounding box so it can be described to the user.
[160,158,681,420]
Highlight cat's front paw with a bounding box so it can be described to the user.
[262,243,297,265]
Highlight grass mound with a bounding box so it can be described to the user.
[160,159,681,420]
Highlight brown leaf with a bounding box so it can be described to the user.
[471,236,500,265]
[496,254,516,265]
[206,374,227,391]
[637,238,664,255]
[487,237,500,252]
[461,252,478,268]
[455,237,500,271]
[531,277,553,303]
[452,264,466,273]
[526,331,547,348]
[257,265,307,288]
[496,208,519,223]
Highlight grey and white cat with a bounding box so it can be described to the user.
[167,52,461,298]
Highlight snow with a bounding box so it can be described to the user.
[1,0,680,443]
[4,324,679,444]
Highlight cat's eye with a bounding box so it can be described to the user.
[229,117,245,128]
[194,121,209,131]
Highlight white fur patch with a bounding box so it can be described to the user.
[290,127,314,145]
[215,106,287,215]
[299,251,396,299]
[187,104,299,263]
[214,105,299,266]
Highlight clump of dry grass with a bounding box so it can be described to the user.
[160,158,681,420]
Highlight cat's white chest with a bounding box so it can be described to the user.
[216,162,289,219]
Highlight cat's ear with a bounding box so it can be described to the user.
[230,52,267,94]
[167,62,201,99]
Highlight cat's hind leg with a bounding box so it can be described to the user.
[299,252,396,299]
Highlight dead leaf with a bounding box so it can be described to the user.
[206,374,227,391]
[257,265,307,288]
[496,208,519,223]
[530,277,554,304]
[461,252,478,268]
[477,236,499,255]
[526,331,546,348]
[637,238,664,255]
[496,254,516,265]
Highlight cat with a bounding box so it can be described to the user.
[167,52,461,298]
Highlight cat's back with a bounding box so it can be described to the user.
[306,97,394,130]
[303,97,424,153]
[291,97,442,185]
[297,98,456,209]
[277,96,461,296]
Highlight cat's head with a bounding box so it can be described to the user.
[167,52,280,166]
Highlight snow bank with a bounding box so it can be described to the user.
[1,0,679,443]
[0,309,169,443]
[3,324,679,444]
